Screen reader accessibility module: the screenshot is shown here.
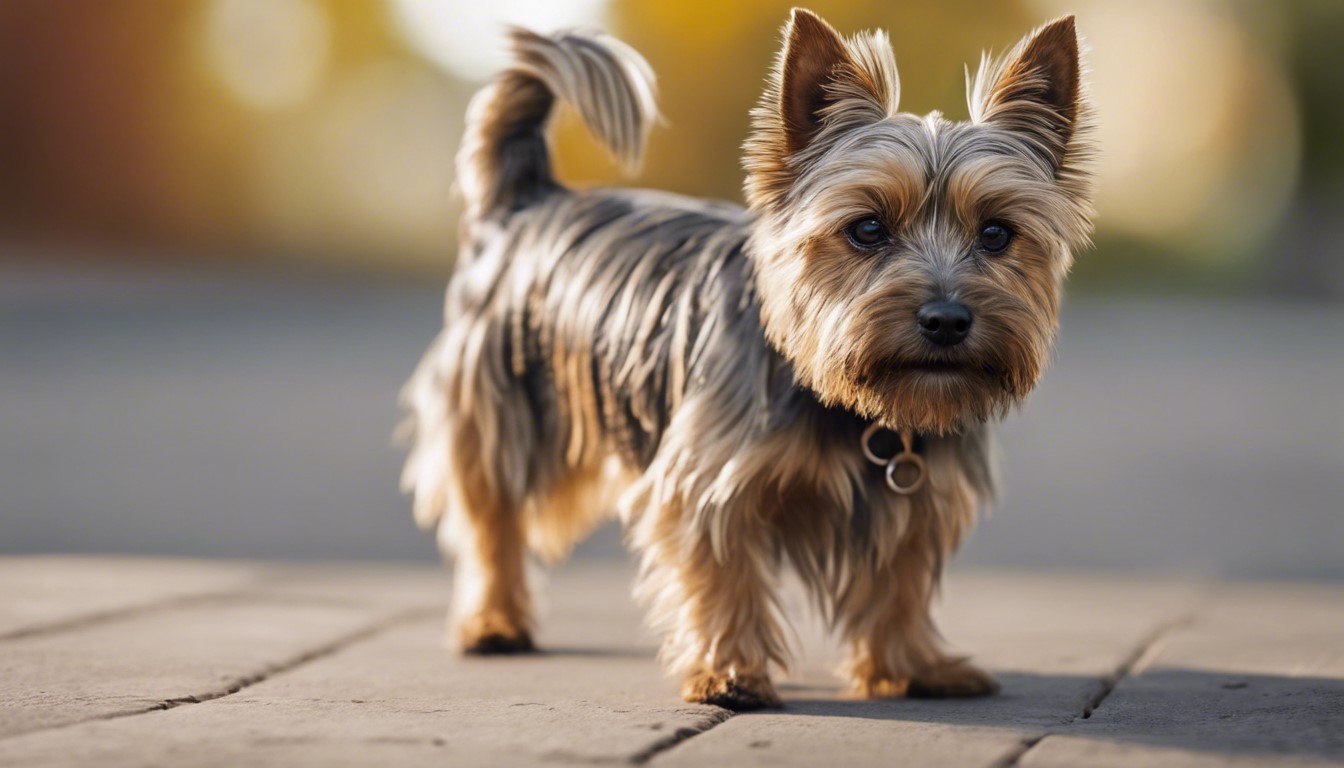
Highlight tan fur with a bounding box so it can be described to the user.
[400,11,1095,707]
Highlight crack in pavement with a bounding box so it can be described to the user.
[0,583,406,643]
[628,708,735,765]
[0,591,252,643]
[0,605,439,742]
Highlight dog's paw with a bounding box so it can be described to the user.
[463,630,535,655]
[907,660,999,698]
[850,676,911,699]
[457,612,535,655]
[682,672,782,711]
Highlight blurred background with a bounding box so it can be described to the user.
[1,1,1340,578]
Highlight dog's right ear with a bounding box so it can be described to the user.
[778,9,898,155]
[746,9,899,208]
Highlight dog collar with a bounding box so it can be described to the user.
[860,423,927,496]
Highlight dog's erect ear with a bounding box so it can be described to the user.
[745,9,899,209]
[779,9,851,154]
[970,16,1082,170]
[778,8,898,155]
[747,7,903,209]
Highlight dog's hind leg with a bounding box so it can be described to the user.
[403,320,539,655]
[439,485,534,655]
[429,394,538,654]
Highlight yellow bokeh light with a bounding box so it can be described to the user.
[206,0,331,110]
[392,0,609,82]
[1036,0,1300,258]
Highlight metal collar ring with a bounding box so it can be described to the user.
[861,423,927,496]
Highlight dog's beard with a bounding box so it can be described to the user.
[801,333,1043,434]
[844,358,1020,434]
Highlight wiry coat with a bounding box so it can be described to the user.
[402,11,1093,708]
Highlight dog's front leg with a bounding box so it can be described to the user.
[632,500,786,711]
[838,541,998,699]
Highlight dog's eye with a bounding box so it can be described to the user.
[977,222,1013,254]
[845,217,889,248]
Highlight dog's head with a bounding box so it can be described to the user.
[745,9,1095,434]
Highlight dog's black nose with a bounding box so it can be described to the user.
[917,301,972,347]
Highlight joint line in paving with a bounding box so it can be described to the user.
[990,612,1191,768]
[1078,612,1188,721]
[0,605,439,743]
[0,592,252,643]
[0,584,393,644]
[629,708,735,764]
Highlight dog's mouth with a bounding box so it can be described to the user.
[857,356,1005,390]
[903,360,978,375]
[881,357,997,378]
[839,354,1021,432]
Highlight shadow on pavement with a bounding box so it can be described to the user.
[777,669,1344,762]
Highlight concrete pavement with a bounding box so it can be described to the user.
[1,557,1340,767]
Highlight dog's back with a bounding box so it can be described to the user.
[400,29,763,572]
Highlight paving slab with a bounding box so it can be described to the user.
[1021,582,1344,768]
[0,595,422,739]
[0,558,452,740]
[1,557,1341,767]
[652,572,1203,768]
[0,562,720,767]
[0,616,730,767]
[0,557,265,639]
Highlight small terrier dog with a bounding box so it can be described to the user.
[402,8,1094,709]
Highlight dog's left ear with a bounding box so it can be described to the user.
[970,17,1082,171]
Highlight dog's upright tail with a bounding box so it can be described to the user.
[457,28,658,220]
